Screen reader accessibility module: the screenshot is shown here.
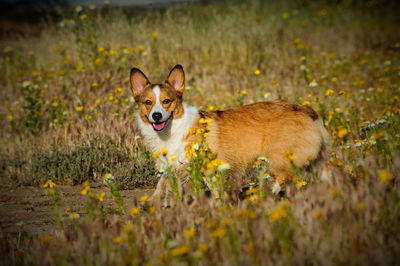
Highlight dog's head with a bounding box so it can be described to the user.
[130,65,185,132]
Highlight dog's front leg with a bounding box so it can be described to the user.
[149,174,168,208]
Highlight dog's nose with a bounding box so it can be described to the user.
[152,112,162,121]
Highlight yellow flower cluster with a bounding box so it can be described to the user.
[269,204,288,222]
[80,179,105,202]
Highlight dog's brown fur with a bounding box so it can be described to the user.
[131,65,331,205]
[198,101,330,188]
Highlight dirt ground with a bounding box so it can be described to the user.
[0,185,154,236]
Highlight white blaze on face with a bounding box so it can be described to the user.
[149,86,171,131]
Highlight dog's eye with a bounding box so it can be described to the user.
[145,100,152,105]
[163,99,171,104]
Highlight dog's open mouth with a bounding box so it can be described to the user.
[151,115,171,131]
[152,121,167,131]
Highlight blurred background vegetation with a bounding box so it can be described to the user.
[0,0,399,265]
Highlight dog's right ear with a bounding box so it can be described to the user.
[130,68,150,101]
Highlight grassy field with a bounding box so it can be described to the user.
[1,0,400,264]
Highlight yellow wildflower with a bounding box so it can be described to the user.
[51,101,59,107]
[254,69,260,75]
[269,207,287,222]
[314,210,323,219]
[160,148,168,156]
[171,245,190,257]
[199,243,208,255]
[43,180,56,188]
[82,179,90,187]
[75,5,82,12]
[309,80,318,87]
[196,128,205,135]
[80,186,90,196]
[129,206,140,215]
[356,202,364,211]
[121,224,133,233]
[249,211,258,219]
[140,195,148,203]
[378,171,393,184]
[212,227,226,238]
[184,228,195,239]
[97,192,105,202]
[329,157,343,167]
[330,187,340,196]
[302,100,311,106]
[217,161,230,171]
[69,213,80,220]
[22,80,30,87]
[113,236,126,244]
[337,128,348,139]
[152,151,160,158]
[325,89,334,97]
[296,180,307,188]
[199,118,213,125]
[75,106,83,112]
[39,234,52,244]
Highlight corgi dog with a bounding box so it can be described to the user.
[130,65,331,204]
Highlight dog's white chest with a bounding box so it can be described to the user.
[137,104,198,169]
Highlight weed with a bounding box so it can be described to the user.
[29,137,157,187]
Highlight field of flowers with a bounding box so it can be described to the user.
[1,0,400,265]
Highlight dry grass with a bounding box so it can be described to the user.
[0,0,400,265]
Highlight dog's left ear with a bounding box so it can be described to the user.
[166,65,185,95]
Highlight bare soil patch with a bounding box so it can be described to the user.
[0,186,153,236]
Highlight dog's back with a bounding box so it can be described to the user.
[203,100,330,186]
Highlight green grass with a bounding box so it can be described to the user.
[1,0,400,264]
[30,137,156,188]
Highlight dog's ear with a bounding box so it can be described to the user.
[166,65,185,95]
[130,68,150,101]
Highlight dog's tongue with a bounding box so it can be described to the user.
[153,122,166,131]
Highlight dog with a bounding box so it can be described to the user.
[130,64,331,205]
